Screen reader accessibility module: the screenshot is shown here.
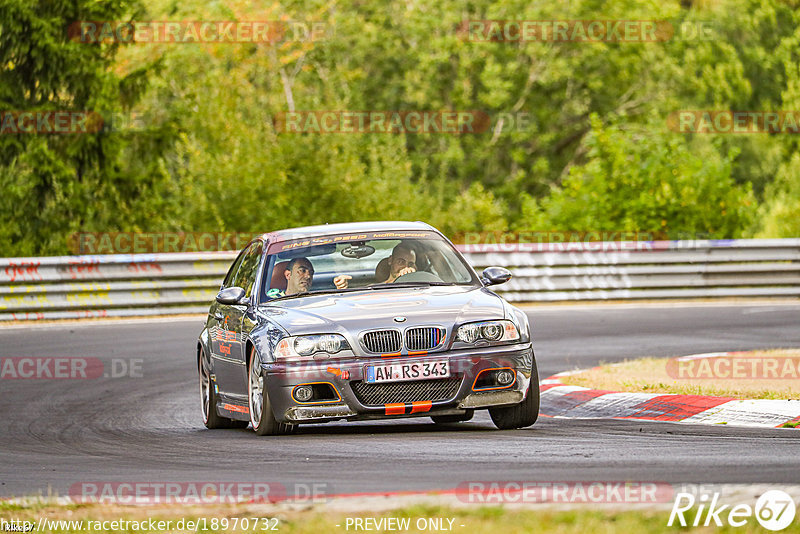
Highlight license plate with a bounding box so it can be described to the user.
[365,360,450,384]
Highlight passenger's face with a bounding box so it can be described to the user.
[285,259,314,295]
[389,249,416,277]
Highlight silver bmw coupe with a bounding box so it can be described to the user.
[197,221,538,435]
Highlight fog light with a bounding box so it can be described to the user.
[294,385,314,402]
[496,370,514,385]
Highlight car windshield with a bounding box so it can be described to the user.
[260,233,478,301]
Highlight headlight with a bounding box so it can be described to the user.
[275,334,350,360]
[456,320,519,344]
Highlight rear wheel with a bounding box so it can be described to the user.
[489,355,540,430]
[248,347,294,436]
[199,347,246,429]
[431,410,474,424]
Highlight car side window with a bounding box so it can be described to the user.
[231,242,264,298]
[221,249,248,289]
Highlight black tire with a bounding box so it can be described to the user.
[248,347,294,436]
[431,410,474,424]
[199,346,244,429]
[489,355,540,430]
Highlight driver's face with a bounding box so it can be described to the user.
[285,259,314,295]
[389,249,416,277]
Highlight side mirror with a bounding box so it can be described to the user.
[216,286,247,305]
[481,266,512,286]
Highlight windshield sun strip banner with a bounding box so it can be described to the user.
[267,231,438,254]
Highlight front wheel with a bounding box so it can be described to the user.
[248,347,294,436]
[489,356,540,430]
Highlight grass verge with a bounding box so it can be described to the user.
[557,349,800,400]
[3,501,800,533]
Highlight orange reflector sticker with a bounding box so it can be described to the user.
[384,403,405,415]
[223,403,249,414]
[410,401,432,413]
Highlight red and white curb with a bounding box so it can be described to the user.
[540,352,800,429]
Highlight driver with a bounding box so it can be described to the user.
[380,243,417,283]
[284,257,314,295]
[266,257,350,298]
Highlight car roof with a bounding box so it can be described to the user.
[259,221,438,243]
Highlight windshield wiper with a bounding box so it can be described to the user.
[365,282,433,290]
[268,287,370,302]
[269,282,474,301]
[365,281,475,290]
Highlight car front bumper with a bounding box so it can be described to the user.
[262,343,534,423]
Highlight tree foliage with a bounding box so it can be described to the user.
[0,0,180,255]
[1,0,799,256]
[517,115,755,237]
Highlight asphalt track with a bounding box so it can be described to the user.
[1,302,799,499]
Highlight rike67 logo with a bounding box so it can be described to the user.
[669,490,796,531]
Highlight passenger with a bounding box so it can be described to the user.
[328,243,417,290]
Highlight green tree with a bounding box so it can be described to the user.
[0,0,180,255]
[6,0,800,256]
[518,115,755,238]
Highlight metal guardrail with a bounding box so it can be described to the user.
[459,238,800,302]
[0,239,798,320]
[0,252,237,321]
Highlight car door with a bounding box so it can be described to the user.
[209,247,246,377]
[213,241,263,399]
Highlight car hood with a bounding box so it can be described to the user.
[256,286,505,336]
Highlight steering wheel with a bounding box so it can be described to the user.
[394,270,443,283]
